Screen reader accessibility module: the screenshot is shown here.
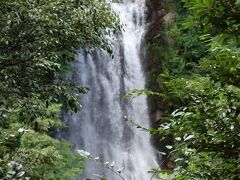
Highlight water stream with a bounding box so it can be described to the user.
[61,0,158,179]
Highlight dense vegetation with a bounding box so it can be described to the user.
[1,0,240,179]
[148,0,240,179]
[0,0,119,179]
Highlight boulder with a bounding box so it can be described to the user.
[157,9,167,18]
[150,109,163,123]
[163,12,176,26]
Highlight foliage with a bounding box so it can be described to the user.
[156,77,240,179]
[123,89,164,99]
[144,0,240,179]
[200,43,240,86]
[0,104,84,179]
[77,149,125,180]
[0,0,120,112]
[182,0,240,36]
[16,132,83,179]
[0,0,120,179]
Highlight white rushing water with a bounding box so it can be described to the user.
[61,0,158,179]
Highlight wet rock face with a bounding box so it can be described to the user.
[157,9,168,18]
[145,0,165,22]
[163,12,176,26]
[145,0,176,41]
[144,0,177,170]
[150,109,163,123]
[145,0,165,41]
[144,0,176,116]
[143,0,167,73]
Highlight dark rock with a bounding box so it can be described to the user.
[157,9,167,18]
[150,109,163,123]
[163,12,176,26]
[144,0,176,171]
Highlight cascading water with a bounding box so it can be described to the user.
[61,0,158,179]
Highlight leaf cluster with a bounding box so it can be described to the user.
[0,0,120,179]
[148,0,240,179]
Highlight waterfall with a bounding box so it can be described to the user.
[61,0,158,179]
